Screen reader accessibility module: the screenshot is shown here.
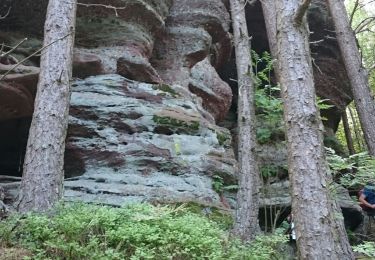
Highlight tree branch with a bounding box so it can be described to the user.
[77,3,126,17]
[349,0,360,26]
[0,38,28,58]
[0,7,11,20]
[0,33,71,81]
[294,0,312,27]
[354,16,375,34]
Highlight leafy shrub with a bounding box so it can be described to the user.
[326,147,375,188]
[0,203,289,260]
[353,241,375,258]
[252,51,284,144]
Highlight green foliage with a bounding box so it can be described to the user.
[260,164,279,179]
[252,51,284,144]
[152,84,179,97]
[226,233,289,260]
[0,203,289,260]
[316,97,334,121]
[152,115,200,134]
[212,175,238,194]
[326,147,375,188]
[353,241,375,258]
[216,131,230,147]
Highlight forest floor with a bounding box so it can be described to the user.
[0,247,32,260]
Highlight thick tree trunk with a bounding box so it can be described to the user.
[230,0,260,241]
[17,0,77,213]
[327,0,375,156]
[342,110,356,155]
[274,0,354,259]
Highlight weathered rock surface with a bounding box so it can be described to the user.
[0,64,39,121]
[75,0,172,83]
[64,74,237,208]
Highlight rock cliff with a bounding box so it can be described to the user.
[0,0,361,227]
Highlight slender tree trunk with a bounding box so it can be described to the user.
[342,110,356,155]
[327,0,375,156]
[348,105,365,151]
[261,0,279,75]
[17,0,77,213]
[274,0,354,259]
[230,0,260,241]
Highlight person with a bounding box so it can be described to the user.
[286,214,296,242]
[359,184,375,215]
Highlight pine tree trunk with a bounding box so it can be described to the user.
[348,106,365,151]
[274,0,354,259]
[17,0,77,213]
[261,0,281,82]
[230,0,260,241]
[261,0,278,64]
[327,0,375,156]
[342,110,356,155]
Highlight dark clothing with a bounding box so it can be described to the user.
[363,186,375,205]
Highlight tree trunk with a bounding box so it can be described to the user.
[274,0,354,259]
[261,0,280,81]
[327,0,375,156]
[261,1,278,60]
[348,105,365,151]
[17,0,77,213]
[342,110,356,155]
[230,0,260,241]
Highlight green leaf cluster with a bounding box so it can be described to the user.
[252,51,284,144]
[212,175,238,194]
[353,241,375,258]
[0,203,289,260]
[326,147,375,188]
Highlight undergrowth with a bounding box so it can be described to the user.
[0,203,289,260]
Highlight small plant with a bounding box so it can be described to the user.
[252,51,284,144]
[212,175,238,194]
[353,241,375,258]
[326,147,375,188]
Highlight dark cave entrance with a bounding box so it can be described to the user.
[0,117,31,178]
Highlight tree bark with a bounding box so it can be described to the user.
[348,105,365,151]
[17,0,77,213]
[230,0,260,241]
[327,0,375,156]
[274,0,354,259]
[261,0,280,80]
[342,110,356,155]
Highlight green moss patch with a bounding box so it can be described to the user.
[153,115,200,135]
[152,84,179,97]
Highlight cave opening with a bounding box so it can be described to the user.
[0,117,30,179]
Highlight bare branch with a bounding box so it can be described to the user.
[349,0,360,26]
[0,33,71,81]
[354,16,375,34]
[77,3,126,16]
[0,38,28,58]
[310,39,325,45]
[0,7,11,20]
[294,0,312,27]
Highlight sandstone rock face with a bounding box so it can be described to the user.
[64,75,237,207]
[0,0,359,226]
[75,0,172,84]
[308,0,353,131]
